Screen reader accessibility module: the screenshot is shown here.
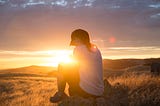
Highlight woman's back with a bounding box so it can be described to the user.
[74,45,104,96]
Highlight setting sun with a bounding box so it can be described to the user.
[42,50,75,67]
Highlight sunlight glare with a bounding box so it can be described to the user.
[109,36,116,43]
[43,50,75,67]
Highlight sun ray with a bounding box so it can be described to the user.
[42,50,76,67]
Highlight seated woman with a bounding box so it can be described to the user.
[50,29,104,103]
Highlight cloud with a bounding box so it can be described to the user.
[0,0,96,8]
[100,46,160,59]
[0,0,160,51]
[108,46,160,51]
[0,50,72,58]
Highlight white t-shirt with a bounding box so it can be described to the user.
[73,44,104,96]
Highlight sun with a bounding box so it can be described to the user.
[53,53,74,64]
[42,50,76,67]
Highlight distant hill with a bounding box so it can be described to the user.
[0,58,160,77]
[0,65,57,77]
[103,58,160,70]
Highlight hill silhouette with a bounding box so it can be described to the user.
[103,58,160,70]
[0,58,160,77]
[0,65,56,77]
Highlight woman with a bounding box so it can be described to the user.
[50,29,104,103]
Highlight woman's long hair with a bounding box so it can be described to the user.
[70,29,92,51]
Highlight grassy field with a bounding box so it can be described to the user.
[0,66,160,106]
[0,76,58,106]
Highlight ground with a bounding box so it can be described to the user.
[0,66,160,106]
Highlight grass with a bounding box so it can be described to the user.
[0,76,58,106]
[0,70,160,106]
[107,73,160,106]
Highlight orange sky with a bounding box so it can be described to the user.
[0,0,160,69]
[0,46,160,69]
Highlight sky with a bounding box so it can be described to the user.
[0,0,160,69]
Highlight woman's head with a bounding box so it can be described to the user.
[70,29,91,47]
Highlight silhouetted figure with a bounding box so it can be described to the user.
[151,62,160,76]
[50,29,104,103]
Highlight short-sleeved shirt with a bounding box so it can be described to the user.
[73,44,104,96]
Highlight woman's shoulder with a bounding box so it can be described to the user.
[75,45,87,51]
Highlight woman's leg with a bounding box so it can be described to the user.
[50,64,71,103]
[60,64,97,98]
[51,63,97,103]
[58,63,80,96]
[57,64,66,93]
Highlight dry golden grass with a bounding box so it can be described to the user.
[107,72,160,106]
[0,76,58,106]
[0,70,160,106]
